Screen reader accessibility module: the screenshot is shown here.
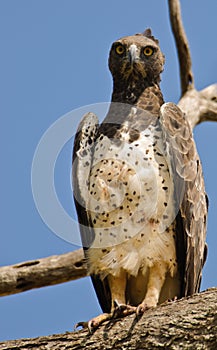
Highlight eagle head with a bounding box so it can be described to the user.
[108,28,165,85]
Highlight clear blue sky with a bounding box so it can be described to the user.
[0,0,217,341]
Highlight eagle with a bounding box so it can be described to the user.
[72,29,208,331]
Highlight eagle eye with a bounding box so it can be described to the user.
[115,44,125,55]
[143,46,154,57]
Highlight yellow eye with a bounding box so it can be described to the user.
[143,46,154,57]
[115,45,125,55]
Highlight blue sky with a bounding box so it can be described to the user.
[0,0,217,341]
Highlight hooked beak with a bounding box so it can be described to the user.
[128,44,139,65]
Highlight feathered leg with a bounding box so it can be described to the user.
[136,263,167,314]
[75,270,135,333]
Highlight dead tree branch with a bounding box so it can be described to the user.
[168,0,217,126]
[0,288,216,349]
[168,0,194,94]
[0,249,86,297]
[178,84,217,128]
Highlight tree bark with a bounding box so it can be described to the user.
[0,288,216,349]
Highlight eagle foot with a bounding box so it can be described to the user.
[75,313,113,333]
[88,313,113,333]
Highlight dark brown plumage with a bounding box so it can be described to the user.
[72,29,208,331]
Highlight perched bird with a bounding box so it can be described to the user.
[72,29,208,331]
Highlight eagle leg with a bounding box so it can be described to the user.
[74,272,130,333]
[83,271,139,332]
[108,272,137,318]
[108,271,128,311]
[136,263,167,315]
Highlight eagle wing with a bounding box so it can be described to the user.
[72,112,111,312]
[160,102,208,296]
[72,112,98,248]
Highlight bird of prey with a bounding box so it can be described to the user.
[72,29,208,331]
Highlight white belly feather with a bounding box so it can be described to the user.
[86,124,178,281]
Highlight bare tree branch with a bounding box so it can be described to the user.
[178,84,217,128]
[1,288,217,349]
[0,249,86,297]
[168,0,217,126]
[168,0,194,95]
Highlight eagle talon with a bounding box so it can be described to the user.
[74,321,88,331]
[136,303,149,316]
[167,296,178,303]
[113,300,136,317]
[88,320,97,334]
[77,313,113,333]
[113,299,127,311]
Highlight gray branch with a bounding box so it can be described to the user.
[168,0,217,127]
[178,84,217,128]
[168,0,194,95]
[0,249,86,297]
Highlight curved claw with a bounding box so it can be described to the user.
[87,319,100,334]
[74,318,104,334]
[167,296,178,303]
[113,299,128,313]
[74,321,88,331]
[74,319,104,334]
[80,313,113,334]
[113,300,136,317]
[136,302,149,316]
